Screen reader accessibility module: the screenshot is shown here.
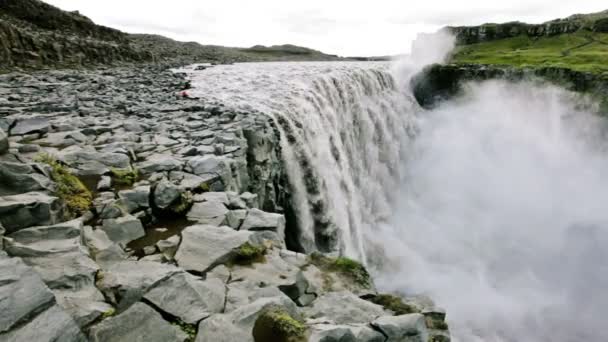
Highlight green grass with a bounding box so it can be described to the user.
[451,31,608,75]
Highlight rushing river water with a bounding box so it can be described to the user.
[187,61,608,342]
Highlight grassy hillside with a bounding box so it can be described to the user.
[451,31,608,75]
[448,10,608,76]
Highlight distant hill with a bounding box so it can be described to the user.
[0,0,345,71]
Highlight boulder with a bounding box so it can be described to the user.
[371,314,429,342]
[101,215,145,244]
[118,186,150,213]
[59,147,131,175]
[89,302,187,342]
[240,208,285,240]
[187,201,229,225]
[157,235,180,260]
[153,179,181,209]
[196,295,298,342]
[226,209,247,229]
[0,192,62,234]
[175,225,251,274]
[96,260,181,311]
[0,127,8,154]
[309,324,385,342]
[144,272,225,324]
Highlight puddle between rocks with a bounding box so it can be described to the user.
[127,215,194,258]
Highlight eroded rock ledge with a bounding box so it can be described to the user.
[0,66,450,341]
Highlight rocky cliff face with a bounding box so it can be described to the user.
[0,0,153,70]
[447,10,608,45]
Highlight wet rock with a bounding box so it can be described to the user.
[0,127,8,154]
[89,302,187,342]
[144,272,225,324]
[0,192,62,233]
[371,314,429,342]
[240,208,285,240]
[100,215,145,244]
[175,225,251,274]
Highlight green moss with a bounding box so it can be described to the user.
[252,306,307,342]
[101,308,115,319]
[451,32,608,75]
[169,192,193,214]
[171,321,196,341]
[231,242,267,266]
[196,182,210,193]
[308,253,372,288]
[365,294,419,315]
[35,153,92,218]
[110,167,139,187]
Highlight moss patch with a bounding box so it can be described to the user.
[171,321,196,342]
[110,167,139,187]
[252,306,307,342]
[35,153,92,218]
[101,308,115,319]
[169,192,193,215]
[364,294,419,315]
[231,242,267,266]
[308,253,372,288]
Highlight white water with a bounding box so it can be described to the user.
[187,56,608,341]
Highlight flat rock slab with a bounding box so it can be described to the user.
[0,192,61,233]
[371,314,429,342]
[309,323,385,342]
[89,302,187,342]
[304,291,388,325]
[175,224,251,274]
[240,208,285,240]
[187,201,229,224]
[101,215,145,244]
[11,117,50,135]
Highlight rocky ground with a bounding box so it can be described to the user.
[0,65,450,341]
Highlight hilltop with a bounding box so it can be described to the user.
[0,0,343,71]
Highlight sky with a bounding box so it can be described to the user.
[45,0,607,56]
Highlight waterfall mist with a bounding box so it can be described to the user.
[374,80,608,342]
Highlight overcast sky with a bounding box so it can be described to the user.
[46,0,607,56]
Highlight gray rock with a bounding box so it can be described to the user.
[240,192,259,208]
[240,208,285,240]
[0,192,62,234]
[187,200,229,225]
[304,291,388,325]
[0,127,8,154]
[137,154,182,174]
[309,324,385,342]
[196,295,298,342]
[118,186,150,213]
[0,161,54,196]
[225,209,247,229]
[11,117,50,135]
[59,147,131,175]
[186,155,231,184]
[225,280,286,313]
[96,260,181,311]
[97,176,112,191]
[101,215,145,244]
[157,235,180,260]
[193,191,229,204]
[371,314,429,342]
[144,272,225,324]
[143,246,157,255]
[0,253,85,341]
[175,225,251,274]
[154,179,181,209]
[89,302,187,342]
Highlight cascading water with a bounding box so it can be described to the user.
[188,42,608,341]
